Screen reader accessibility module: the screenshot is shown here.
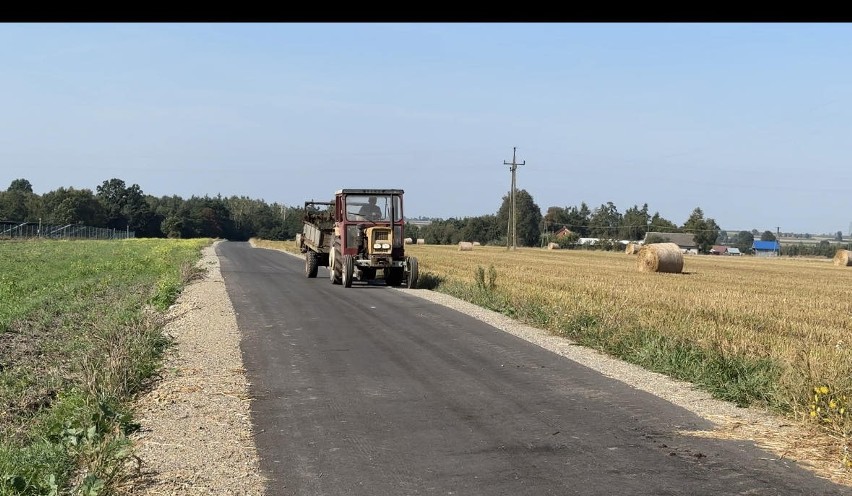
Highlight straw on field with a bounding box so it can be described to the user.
[834,249,852,267]
[637,242,684,273]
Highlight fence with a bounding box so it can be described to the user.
[0,221,135,240]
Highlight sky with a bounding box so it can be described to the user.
[1,23,851,235]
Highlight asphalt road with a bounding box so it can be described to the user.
[217,241,848,496]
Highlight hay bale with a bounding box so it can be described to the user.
[834,249,852,267]
[547,242,560,250]
[416,238,425,245]
[404,237,413,245]
[472,241,481,246]
[458,241,474,251]
[625,242,640,255]
[637,242,684,273]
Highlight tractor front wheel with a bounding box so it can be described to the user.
[342,255,354,288]
[405,256,419,289]
[329,239,342,284]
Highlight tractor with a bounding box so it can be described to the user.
[298,189,418,288]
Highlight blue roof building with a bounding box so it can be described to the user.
[753,240,781,257]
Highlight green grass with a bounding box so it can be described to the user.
[0,238,210,495]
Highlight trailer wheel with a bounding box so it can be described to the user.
[329,238,342,284]
[305,250,318,278]
[342,255,354,288]
[405,256,419,289]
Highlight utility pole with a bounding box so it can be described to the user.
[503,147,525,250]
[776,226,781,256]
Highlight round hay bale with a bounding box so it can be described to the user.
[416,238,425,245]
[458,241,474,251]
[547,242,560,250]
[472,241,481,246]
[625,242,640,255]
[834,249,852,267]
[404,237,413,244]
[637,242,684,273]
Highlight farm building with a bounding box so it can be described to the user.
[753,240,781,257]
[710,245,729,255]
[643,232,698,255]
[553,227,573,239]
[710,245,743,256]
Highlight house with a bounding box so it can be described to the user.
[710,245,728,255]
[553,227,573,239]
[643,232,698,254]
[710,245,744,256]
[753,240,781,257]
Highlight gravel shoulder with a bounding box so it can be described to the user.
[126,242,266,495]
[125,241,850,493]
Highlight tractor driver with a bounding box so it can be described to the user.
[359,196,383,220]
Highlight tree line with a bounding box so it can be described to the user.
[409,190,724,253]
[0,178,303,241]
[2,178,847,257]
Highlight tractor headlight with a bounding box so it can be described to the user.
[381,243,390,249]
[374,242,382,249]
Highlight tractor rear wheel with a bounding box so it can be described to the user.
[305,250,318,278]
[342,255,354,288]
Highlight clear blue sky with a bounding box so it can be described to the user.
[2,23,851,235]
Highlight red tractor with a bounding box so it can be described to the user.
[299,189,418,288]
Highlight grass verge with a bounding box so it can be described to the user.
[0,238,210,495]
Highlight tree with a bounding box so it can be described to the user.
[836,231,844,242]
[681,207,720,254]
[543,206,569,232]
[96,178,156,235]
[496,189,543,247]
[460,215,499,245]
[7,178,33,194]
[760,230,777,241]
[619,203,650,240]
[562,203,591,237]
[0,191,30,221]
[735,230,754,254]
[589,202,621,239]
[649,212,679,233]
[404,222,420,242]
